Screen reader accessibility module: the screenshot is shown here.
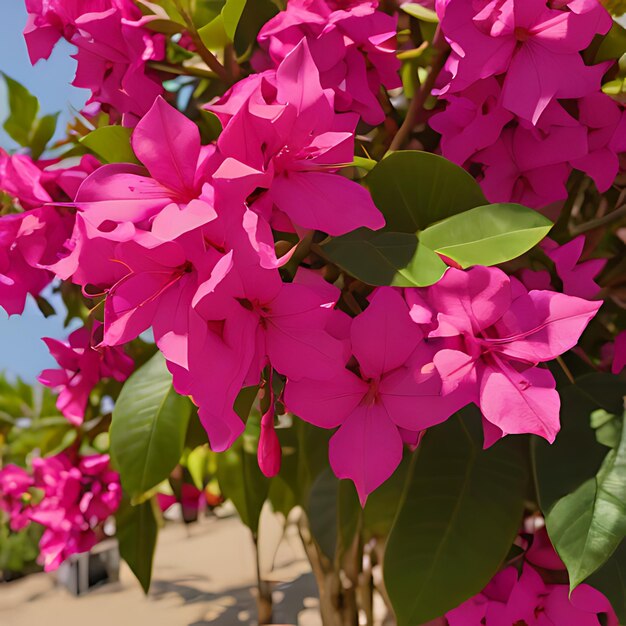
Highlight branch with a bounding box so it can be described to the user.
[389,30,449,152]
[571,204,626,236]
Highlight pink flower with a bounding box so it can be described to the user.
[447,562,618,625]
[419,267,601,444]
[255,0,400,125]
[542,236,605,300]
[28,452,121,572]
[38,324,134,425]
[438,0,612,124]
[0,206,74,315]
[0,465,34,531]
[285,288,468,504]
[213,40,384,267]
[0,150,52,210]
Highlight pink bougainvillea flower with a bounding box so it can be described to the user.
[285,288,469,504]
[29,452,121,571]
[0,150,52,210]
[420,266,601,444]
[213,40,384,264]
[0,206,74,316]
[257,376,282,478]
[38,324,133,425]
[429,78,514,166]
[438,0,611,124]
[0,465,34,531]
[447,562,618,626]
[71,9,164,123]
[75,96,218,246]
[542,236,606,300]
[23,0,139,64]
[255,0,400,125]
[474,107,589,207]
[570,92,626,193]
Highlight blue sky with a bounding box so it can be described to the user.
[0,4,87,381]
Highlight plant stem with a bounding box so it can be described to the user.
[571,204,626,235]
[253,532,274,625]
[389,29,449,152]
[172,0,230,82]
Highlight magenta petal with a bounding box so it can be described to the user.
[351,288,423,379]
[132,96,200,197]
[284,370,367,429]
[479,364,560,443]
[329,403,403,505]
[269,170,384,235]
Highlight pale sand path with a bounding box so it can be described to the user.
[0,507,323,626]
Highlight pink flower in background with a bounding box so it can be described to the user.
[255,0,400,125]
[438,0,611,124]
[24,0,164,124]
[0,206,74,315]
[285,288,468,503]
[38,324,133,425]
[420,266,601,444]
[0,465,34,531]
[542,236,606,299]
[29,452,121,571]
[447,525,617,626]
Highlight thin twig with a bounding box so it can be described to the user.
[571,204,626,236]
[389,30,449,152]
[556,356,575,385]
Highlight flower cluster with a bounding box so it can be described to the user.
[254,0,401,125]
[430,0,626,207]
[0,452,121,571]
[24,0,164,124]
[446,526,618,625]
[0,151,98,315]
[285,269,600,502]
[0,0,604,504]
[38,323,134,425]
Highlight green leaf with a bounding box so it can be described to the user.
[366,151,486,232]
[533,380,612,512]
[116,498,159,594]
[401,3,439,22]
[111,352,191,499]
[596,20,626,63]
[384,408,527,625]
[198,0,247,49]
[80,126,139,164]
[547,407,626,591]
[216,411,269,535]
[307,468,339,560]
[322,229,447,287]
[2,74,39,147]
[30,113,59,160]
[419,203,553,267]
[234,0,278,55]
[187,445,212,490]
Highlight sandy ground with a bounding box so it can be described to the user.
[0,505,324,626]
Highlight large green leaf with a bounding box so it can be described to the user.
[216,412,269,536]
[596,20,626,63]
[307,468,340,560]
[384,409,527,625]
[234,0,278,55]
[366,151,486,232]
[2,74,39,147]
[198,0,247,49]
[116,498,159,594]
[419,203,552,267]
[322,229,447,287]
[80,126,139,164]
[546,407,626,590]
[111,352,191,499]
[532,374,626,513]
